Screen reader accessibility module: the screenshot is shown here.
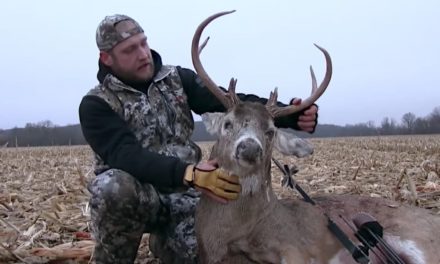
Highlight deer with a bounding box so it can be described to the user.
[191,11,440,264]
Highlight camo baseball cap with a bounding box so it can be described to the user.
[96,14,144,51]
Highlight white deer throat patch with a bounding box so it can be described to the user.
[240,175,261,196]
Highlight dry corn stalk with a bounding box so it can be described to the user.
[31,240,94,262]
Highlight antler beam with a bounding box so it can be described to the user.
[191,10,240,109]
[266,44,332,118]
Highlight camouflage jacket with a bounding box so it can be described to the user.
[89,64,201,166]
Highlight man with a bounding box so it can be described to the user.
[79,14,319,264]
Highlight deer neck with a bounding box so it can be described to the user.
[238,174,278,216]
[238,168,273,198]
[224,161,276,204]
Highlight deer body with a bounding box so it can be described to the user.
[196,183,340,264]
[315,195,440,264]
[196,104,440,264]
[191,11,440,264]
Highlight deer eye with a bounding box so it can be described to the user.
[265,129,275,139]
[224,120,233,130]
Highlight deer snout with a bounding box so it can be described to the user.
[235,137,262,164]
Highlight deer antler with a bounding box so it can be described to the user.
[191,10,240,109]
[192,11,332,115]
[266,44,332,118]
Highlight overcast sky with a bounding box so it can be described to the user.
[1,0,439,129]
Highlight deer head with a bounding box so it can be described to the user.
[192,10,332,181]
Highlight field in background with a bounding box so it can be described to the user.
[1,135,439,263]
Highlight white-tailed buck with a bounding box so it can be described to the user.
[192,11,440,264]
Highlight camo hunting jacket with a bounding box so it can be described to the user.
[86,65,201,177]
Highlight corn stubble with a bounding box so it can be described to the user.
[0,135,439,263]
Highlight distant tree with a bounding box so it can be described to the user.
[38,120,56,128]
[0,134,8,147]
[401,112,416,134]
[343,122,378,136]
[413,117,429,134]
[366,120,376,129]
[427,106,440,133]
[380,117,397,135]
[25,120,55,129]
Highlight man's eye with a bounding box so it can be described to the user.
[123,47,135,54]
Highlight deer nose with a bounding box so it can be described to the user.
[235,138,262,163]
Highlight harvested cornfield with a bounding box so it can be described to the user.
[1,135,439,263]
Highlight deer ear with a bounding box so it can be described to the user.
[274,129,315,158]
[201,112,225,135]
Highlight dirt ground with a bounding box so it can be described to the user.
[0,135,439,263]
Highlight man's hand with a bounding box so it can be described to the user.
[184,160,241,203]
[291,98,318,133]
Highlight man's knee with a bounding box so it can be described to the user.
[90,169,137,199]
[88,169,169,232]
[88,169,160,215]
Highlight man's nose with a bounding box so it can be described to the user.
[138,47,149,59]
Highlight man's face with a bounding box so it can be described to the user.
[100,21,155,82]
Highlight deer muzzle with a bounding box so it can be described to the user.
[235,137,263,164]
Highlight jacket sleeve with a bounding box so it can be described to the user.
[177,66,305,130]
[79,95,189,187]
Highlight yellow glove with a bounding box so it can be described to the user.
[184,161,241,201]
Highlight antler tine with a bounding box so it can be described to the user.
[310,65,317,94]
[265,87,279,118]
[269,44,332,118]
[199,36,210,55]
[226,78,241,105]
[191,10,238,109]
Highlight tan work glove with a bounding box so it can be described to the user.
[184,160,240,202]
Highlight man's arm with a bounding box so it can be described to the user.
[177,67,316,131]
[79,95,189,187]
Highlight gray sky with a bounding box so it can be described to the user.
[1,0,439,129]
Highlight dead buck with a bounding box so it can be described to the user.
[192,11,440,264]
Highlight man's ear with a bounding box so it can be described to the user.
[274,129,314,158]
[201,112,224,136]
[99,51,113,66]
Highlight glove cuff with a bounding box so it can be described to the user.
[183,164,196,187]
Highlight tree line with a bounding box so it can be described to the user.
[0,121,85,148]
[296,106,440,138]
[0,106,439,147]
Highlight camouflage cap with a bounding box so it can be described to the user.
[96,14,144,51]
